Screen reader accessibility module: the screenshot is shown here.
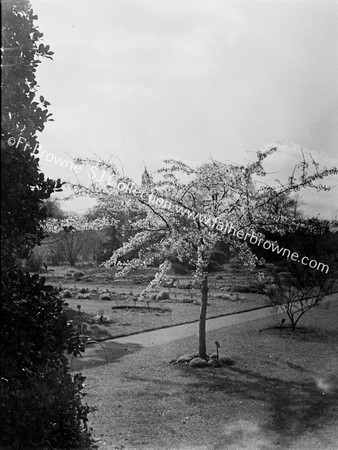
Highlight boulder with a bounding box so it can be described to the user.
[177,354,194,363]
[208,359,222,367]
[219,356,235,366]
[156,290,170,300]
[189,357,208,368]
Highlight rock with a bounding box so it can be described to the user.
[100,294,111,300]
[76,293,91,299]
[162,279,175,287]
[177,354,194,363]
[219,356,235,366]
[189,357,208,368]
[156,290,170,300]
[208,359,222,367]
[209,353,219,360]
[214,293,231,299]
[182,298,194,303]
[74,271,84,277]
[179,282,193,290]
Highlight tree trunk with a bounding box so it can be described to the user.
[199,274,208,360]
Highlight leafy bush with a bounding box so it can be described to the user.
[47,247,66,266]
[63,289,73,298]
[92,313,112,325]
[0,269,94,449]
[1,1,94,447]
[26,251,43,273]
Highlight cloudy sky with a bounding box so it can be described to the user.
[32,0,338,217]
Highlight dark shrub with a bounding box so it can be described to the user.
[0,269,93,449]
[1,1,94,447]
[26,251,43,273]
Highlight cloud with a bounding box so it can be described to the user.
[84,0,245,80]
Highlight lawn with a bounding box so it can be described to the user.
[81,299,338,450]
[46,265,269,340]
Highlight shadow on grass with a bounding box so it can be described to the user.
[67,340,143,371]
[180,365,338,449]
[259,325,338,344]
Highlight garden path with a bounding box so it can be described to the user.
[112,304,283,347]
[69,294,337,370]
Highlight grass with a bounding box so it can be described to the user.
[64,292,267,341]
[48,265,268,340]
[81,300,338,450]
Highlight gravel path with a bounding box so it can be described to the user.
[69,295,337,371]
[112,304,283,347]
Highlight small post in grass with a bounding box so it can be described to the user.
[215,341,220,362]
[77,304,81,316]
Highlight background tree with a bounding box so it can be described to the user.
[85,205,124,263]
[41,215,114,267]
[43,198,67,219]
[1,2,93,447]
[56,231,87,266]
[262,218,338,330]
[22,199,67,270]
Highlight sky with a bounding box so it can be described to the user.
[31,0,338,218]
